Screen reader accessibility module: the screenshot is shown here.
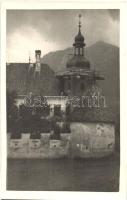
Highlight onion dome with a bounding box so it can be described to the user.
[67,55,90,69]
[66,14,90,70]
[73,14,85,48]
[74,32,85,47]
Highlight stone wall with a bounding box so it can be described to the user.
[70,122,115,158]
[8,133,70,159]
[7,122,115,159]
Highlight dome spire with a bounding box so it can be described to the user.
[73,14,85,51]
[66,14,90,69]
[78,14,82,33]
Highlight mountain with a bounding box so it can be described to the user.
[41,48,72,73]
[41,41,120,109]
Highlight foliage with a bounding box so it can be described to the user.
[7,90,18,132]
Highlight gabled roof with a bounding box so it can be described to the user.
[7,62,59,96]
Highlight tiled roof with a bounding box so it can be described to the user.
[7,63,59,96]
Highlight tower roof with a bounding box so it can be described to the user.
[67,14,89,69]
[73,14,85,48]
[56,15,104,81]
[35,50,41,55]
[66,55,90,69]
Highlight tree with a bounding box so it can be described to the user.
[7,90,18,132]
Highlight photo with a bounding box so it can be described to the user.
[6,9,120,191]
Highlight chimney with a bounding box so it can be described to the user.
[35,50,41,63]
[35,50,41,75]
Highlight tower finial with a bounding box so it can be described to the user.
[78,14,82,32]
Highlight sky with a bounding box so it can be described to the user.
[6,9,119,63]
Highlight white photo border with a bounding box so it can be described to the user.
[0,1,127,200]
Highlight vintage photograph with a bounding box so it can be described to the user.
[6,9,120,191]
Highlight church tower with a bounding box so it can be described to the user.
[56,15,104,96]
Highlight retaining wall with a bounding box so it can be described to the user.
[8,122,115,159]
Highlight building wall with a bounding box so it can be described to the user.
[46,96,68,112]
[64,78,93,96]
[70,122,115,158]
[8,122,115,159]
[16,98,25,107]
[50,140,61,148]
[8,133,70,159]
[16,96,68,114]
